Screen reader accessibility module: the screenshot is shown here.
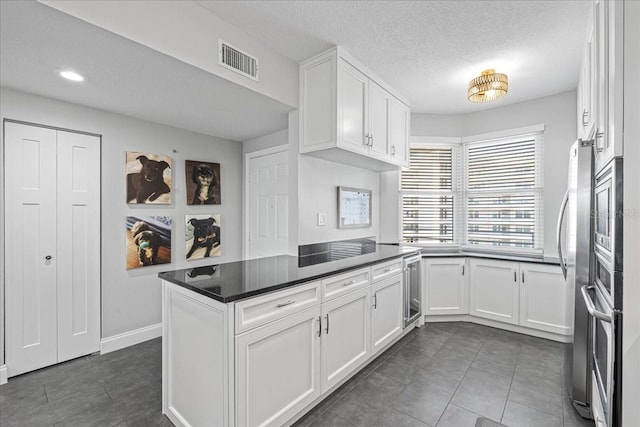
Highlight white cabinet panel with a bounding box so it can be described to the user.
[424,258,467,315]
[236,306,322,427]
[371,275,403,354]
[469,259,519,325]
[339,59,368,152]
[321,267,370,301]
[299,47,410,171]
[390,97,410,166]
[321,287,370,392]
[519,263,572,335]
[368,81,390,158]
[235,281,320,334]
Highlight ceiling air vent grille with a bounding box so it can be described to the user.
[219,40,259,81]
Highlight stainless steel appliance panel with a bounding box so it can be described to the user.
[403,255,421,328]
[560,140,594,416]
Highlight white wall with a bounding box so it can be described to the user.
[40,0,299,108]
[297,156,379,246]
[381,91,576,258]
[243,129,287,155]
[411,113,461,137]
[0,88,243,365]
[623,1,640,423]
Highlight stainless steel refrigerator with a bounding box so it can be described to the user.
[559,140,624,426]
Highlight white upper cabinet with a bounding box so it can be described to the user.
[578,0,624,173]
[300,47,410,171]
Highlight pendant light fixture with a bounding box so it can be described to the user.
[467,69,508,102]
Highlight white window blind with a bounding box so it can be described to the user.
[465,135,543,251]
[401,130,543,253]
[401,147,459,244]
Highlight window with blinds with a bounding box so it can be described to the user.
[401,131,543,253]
[465,136,542,250]
[401,147,458,244]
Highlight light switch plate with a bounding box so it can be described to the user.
[317,212,327,226]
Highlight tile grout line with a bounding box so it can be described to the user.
[431,325,478,427]
[500,341,523,423]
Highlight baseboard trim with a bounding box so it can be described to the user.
[423,314,572,343]
[0,365,8,385]
[100,323,162,354]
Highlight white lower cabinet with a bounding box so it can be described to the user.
[469,259,520,325]
[321,287,371,392]
[236,306,322,427]
[424,258,467,315]
[163,257,409,427]
[468,259,571,334]
[371,274,403,353]
[519,263,573,335]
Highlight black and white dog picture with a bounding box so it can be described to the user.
[126,216,172,269]
[126,151,172,204]
[185,160,221,205]
[185,214,221,260]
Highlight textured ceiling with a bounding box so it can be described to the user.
[198,0,591,114]
[1,1,591,142]
[0,1,291,142]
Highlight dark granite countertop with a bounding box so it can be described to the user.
[158,245,421,303]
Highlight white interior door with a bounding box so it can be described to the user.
[248,149,289,259]
[56,130,101,361]
[4,122,101,377]
[5,122,59,376]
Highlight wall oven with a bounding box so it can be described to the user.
[581,284,622,427]
[403,255,421,328]
[593,158,623,273]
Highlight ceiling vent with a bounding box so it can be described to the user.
[219,40,259,81]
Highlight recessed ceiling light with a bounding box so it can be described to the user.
[59,70,85,82]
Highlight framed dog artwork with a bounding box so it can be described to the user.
[185,160,221,205]
[126,216,172,269]
[126,151,172,204]
[185,214,221,260]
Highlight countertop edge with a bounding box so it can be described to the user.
[420,252,561,265]
[159,248,421,303]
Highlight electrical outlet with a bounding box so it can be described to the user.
[317,212,327,226]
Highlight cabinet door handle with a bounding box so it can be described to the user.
[364,134,370,147]
[514,270,517,283]
[317,316,322,337]
[343,280,356,287]
[391,145,396,156]
[370,134,374,146]
[373,293,378,309]
[595,130,605,152]
[324,314,330,334]
[276,300,295,308]
[522,271,525,283]
[582,110,589,127]
[461,265,465,276]
[384,267,393,272]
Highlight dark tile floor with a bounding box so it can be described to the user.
[0,322,595,427]
[293,322,594,427]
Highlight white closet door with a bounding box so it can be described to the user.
[56,130,101,361]
[248,150,289,259]
[5,122,58,376]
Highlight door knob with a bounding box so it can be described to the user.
[45,255,52,260]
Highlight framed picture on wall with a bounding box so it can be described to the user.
[337,186,372,228]
[126,152,172,204]
[185,160,221,205]
[125,216,172,269]
[185,214,221,259]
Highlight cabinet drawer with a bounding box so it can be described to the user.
[371,259,403,282]
[322,268,370,301]
[235,281,321,334]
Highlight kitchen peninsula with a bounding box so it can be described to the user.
[159,243,421,427]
